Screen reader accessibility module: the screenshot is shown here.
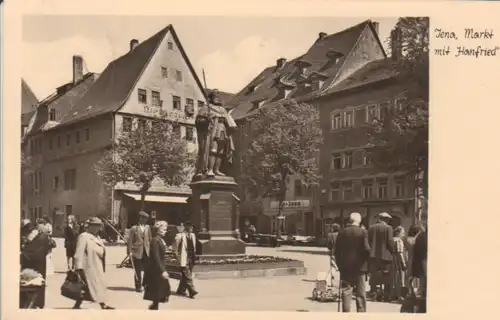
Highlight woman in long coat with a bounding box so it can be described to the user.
[143,220,171,310]
[73,217,114,309]
[20,220,53,308]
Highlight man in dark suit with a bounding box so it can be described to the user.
[367,212,394,301]
[326,223,341,255]
[334,212,370,312]
[127,211,152,292]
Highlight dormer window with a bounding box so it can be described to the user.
[309,71,329,92]
[247,84,258,94]
[49,108,56,121]
[294,59,312,76]
[326,50,344,65]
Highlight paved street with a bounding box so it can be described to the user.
[45,239,400,312]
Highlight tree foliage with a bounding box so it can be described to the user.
[239,100,323,222]
[95,111,196,210]
[368,17,429,221]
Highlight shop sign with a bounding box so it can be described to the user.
[270,200,310,210]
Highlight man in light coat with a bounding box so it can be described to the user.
[174,221,198,298]
[127,211,152,292]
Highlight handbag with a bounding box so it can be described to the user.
[60,270,90,301]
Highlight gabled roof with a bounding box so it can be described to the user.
[25,73,98,136]
[21,79,38,115]
[228,20,382,120]
[324,58,398,96]
[58,24,207,127]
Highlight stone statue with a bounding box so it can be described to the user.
[194,90,237,178]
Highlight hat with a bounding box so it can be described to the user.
[21,219,35,234]
[138,211,149,218]
[88,217,103,225]
[183,220,192,227]
[378,212,392,219]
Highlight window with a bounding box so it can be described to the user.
[167,41,174,50]
[49,139,53,150]
[85,128,90,142]
[138,119,147,131]
[379,101,391,120]
[161,66,168,78]
[330,182,340,201]
[377,178,388,199]
[57,136,61,148]
[366,104,379,122]
[53,176,59,190]
[332,153,342,170]
[343,110,355,128]
[332,113,341,130]
[64,169,77,190]
[138,89,147,104]
[185,126,194,141]
[185,98,194,116]
[65,205,73,216]
[363,151,373,167]
[198,100,205,109]
[342,182,354,200]
[173,96,181,110]
[66,134,71,147]
[394,178,405,198]
[38,171,43,195]
[395,97,407,111]
[49,108,56,121]
[152,91,161,107]
[362,180,373,199]
[342,152,353,169]
[294,180,303,197]
[175,70,182,82]
[172,124,181,138]
[76,131,80,144]
[122,117,133,132]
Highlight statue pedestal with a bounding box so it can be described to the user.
[190,176,246,256]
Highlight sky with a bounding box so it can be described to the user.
[23,15,398,100]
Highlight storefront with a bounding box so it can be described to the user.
[262,199,315,236]
[113,184,191,230]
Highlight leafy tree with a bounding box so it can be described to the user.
[368,17,429,222]
[239,100,323,236]
[95,112,196,211]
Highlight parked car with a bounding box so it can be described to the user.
[254,233,281,247]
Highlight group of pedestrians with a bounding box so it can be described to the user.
[127,211,198,310]
[329,212,427,313]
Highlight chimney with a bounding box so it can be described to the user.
[72,55,83,84]
[130,39,139,51]
[317,32,327,42]
[276,58,287,69]
[391,28,402,61]
[371,21,379,35]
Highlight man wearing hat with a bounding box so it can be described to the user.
[367,212,395,301]
[174,221,198,298]
[127,211,152,292]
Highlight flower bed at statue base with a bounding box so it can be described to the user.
[164,254,306,280]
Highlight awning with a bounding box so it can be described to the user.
[200,194,211,200]
[124,193,188,204]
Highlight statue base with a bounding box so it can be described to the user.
[189,176,246,256]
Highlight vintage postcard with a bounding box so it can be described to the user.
[2,0,500,319]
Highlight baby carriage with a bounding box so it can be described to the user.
[311,257,341,303]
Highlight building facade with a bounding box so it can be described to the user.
[229,20,392,237]
[22,24,211,234]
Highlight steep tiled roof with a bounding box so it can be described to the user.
[58,24,207,127]
[25,73,99,137]
[21,79,38,114]
[325,58,398,95]
[228,20,376,120]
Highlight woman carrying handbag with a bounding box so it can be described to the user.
[69,217,114,309]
